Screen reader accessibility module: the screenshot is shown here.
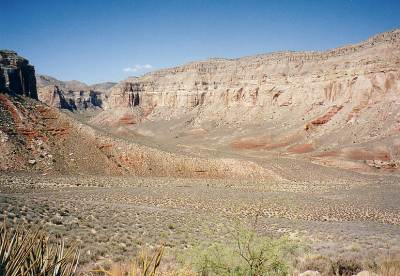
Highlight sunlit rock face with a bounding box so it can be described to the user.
[102,29,400,126]
[0,50,37,99]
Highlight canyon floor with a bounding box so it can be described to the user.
[1,164,399,266]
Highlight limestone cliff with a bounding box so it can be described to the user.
[0,50,37,99]
[102,29,400,122]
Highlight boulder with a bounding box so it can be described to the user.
[356,271,378,276]
[299,270,321,276]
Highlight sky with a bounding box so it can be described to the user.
[1,0,399,84]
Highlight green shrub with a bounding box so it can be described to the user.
[183,222,308,276]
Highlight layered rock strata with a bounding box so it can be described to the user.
[93,29,400,173]
[102,29,400,122]
[0,50,37,99]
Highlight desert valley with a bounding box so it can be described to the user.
[1,27,400,275]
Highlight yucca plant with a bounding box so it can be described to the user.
[0,220,79,276]
[131,245,164,276]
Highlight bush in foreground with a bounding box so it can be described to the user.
[181,223,308,276]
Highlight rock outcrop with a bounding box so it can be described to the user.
[0,50,37,99]
[37,75,115,111]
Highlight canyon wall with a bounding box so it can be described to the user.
[101,30,400,125]
[0,50,37,99]
[37,75,115,111]
[93,29,400,173]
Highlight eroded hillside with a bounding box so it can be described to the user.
[0,92,269,178]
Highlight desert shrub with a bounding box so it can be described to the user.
[298,254,375,276]
[0,220,79,276]
[182,223,307,276]
[331,256,363,276]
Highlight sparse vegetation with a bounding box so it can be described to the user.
[0,174,399,275]
[2,219,400,276]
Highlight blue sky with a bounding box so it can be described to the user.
[1,0,399,84]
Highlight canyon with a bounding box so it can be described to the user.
[2,30,400,178]
[92,29,400,174]
[1,30,400,273]
[36,74,115,111]
[0,62,268,178]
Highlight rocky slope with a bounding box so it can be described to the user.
[0,93,270,178]
[0,50,37,99]
[36,75,116,111]
[91,29,400,173]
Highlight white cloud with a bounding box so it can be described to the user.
[123,67,137,72]
[123,64,153,73]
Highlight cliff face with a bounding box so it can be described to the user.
[37,75,115,111]
[102,30,400,122]
[0,50,37,99]
[92,29,400,173]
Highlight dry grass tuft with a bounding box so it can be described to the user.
[379,257,400,276]
[91,245,164,276]
[297,254,334,275]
